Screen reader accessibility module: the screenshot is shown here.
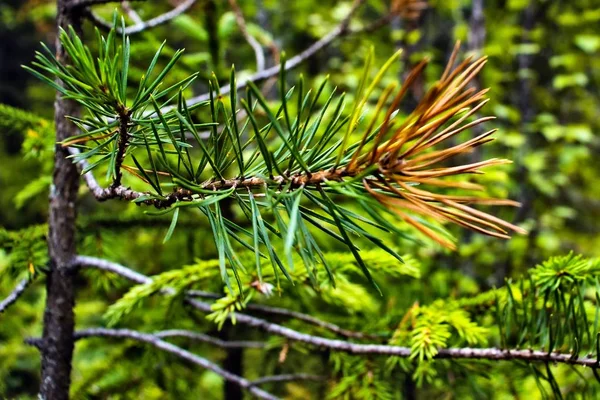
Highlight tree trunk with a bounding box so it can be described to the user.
[40,1,81,398]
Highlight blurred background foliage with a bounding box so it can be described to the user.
[0,0,599,398]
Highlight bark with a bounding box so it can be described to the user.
[40,0,81,398]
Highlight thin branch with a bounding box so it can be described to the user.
[85,0,198,35]
[185,298,600,368]
[0,278,31,314]
[154,329,266,349]
[250,373,326,386]
[74,150,375,208]
[229,0,265,72]
[121,1,143,25]
[72,328,279,400]
[76,255,150,284]
[174,0,366,109]
[69,0,145,8]
[76,255,600,368]
[188,291,381,340]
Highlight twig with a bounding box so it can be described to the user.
[121,1,143,25]
[76,255,600,368]
[185,298,600,367]
[154,329,266,349]
[70,0,146,8]
[250,373,326,386]
[85,0,198,35]
[0,278,31,314]
[187,291,381,340]
[74,328,279,400]
[172,0,366,110]
[76,255,150,284]
[73,149,371,208]
[229,0,265,72]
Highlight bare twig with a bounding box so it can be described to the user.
[73,328,278,400]
[70,0,145,8]
[188,291,382,340]
[174,0,366,110]
[76,255,149,284]
[154,329,266,349]
[121,1,143,25]
[250,373,326,386]
[0,278,31,314]
[85,0,198,35]
[229,0,265,72]
[76,255,600,368]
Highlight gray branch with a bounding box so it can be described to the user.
[0,278,31,314]
[76,255,600,368]
[170,0,366,110]
[72,328,278,400]
[154,329,266,349]
[85,0,198,35]
[70,0,133,7]
[188,291,381,340]
[250,373,325,386]
[229,0,265,72]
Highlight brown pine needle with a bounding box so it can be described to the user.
[347,42,527,248]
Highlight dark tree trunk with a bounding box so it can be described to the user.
[40,1,81,398]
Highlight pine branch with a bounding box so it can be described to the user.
[84,0,197,34]
[76,255,600,368]
[188,291,382,340]
[31,20,526,286]
[185,298,600,368]
[0,278,31,314]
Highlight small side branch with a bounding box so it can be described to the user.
[177,0,366,109]
[85,0,198,35]
[155,329,266,349]
[73,328,278,400]
[0,278,31,314]
[76,255,150,284]
[250,373,326,386]
[229,0,265,72]
[188,291,381,340]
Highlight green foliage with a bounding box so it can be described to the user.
[206,290,252,329]
[2,0,599,398]
[0,225,47,277]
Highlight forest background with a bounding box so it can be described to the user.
[1,0,599,398]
